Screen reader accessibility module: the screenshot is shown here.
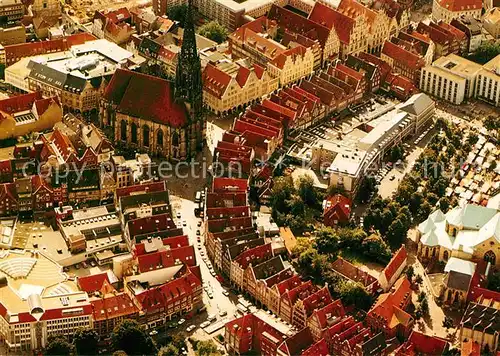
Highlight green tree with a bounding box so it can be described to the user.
[468,42,500,64]
[487,270,500,292]
[198,21,228,44]
[195,340,221,356]
[315,227,340,255]
[167,5,188,26]
[338,227,367,250]
[361,234,391,264]
[298,175,318,207]
[158,344,180,356]
[386,218,407,248]
[357,176,377,203]
[335,280,373,311]
[274,27,284,42]
[466,133,479,146]
[438,197,450,212]
[45,336,74,355]
[73,328,99,355]
[442,316,454,330]
[270,176,294,219]
[405,265,414,280]
[415,274,423,285]
[390,145,404,162]
[293,237,314,255]
[111,319,156,355]
[420,297,429,316]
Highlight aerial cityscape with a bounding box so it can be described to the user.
[0,0,498,354]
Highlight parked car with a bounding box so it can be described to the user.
[182,220,187,226]
[186,325,196,332]
[176,212,181,219]
[149,330,158,336]
[219,310,227,317]
[207,314,217,322]
[178,318,186,325]
[222,290,229,296]
[200,321,211,328]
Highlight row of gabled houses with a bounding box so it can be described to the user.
[224,276,451,356]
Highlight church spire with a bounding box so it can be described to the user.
[175,0,203,112]
[175,0,204,153]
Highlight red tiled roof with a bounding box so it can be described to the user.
[34,96,60,116]
[104,69,187,128]
[436,0,481,11]
[137,245,196,273]
[134,234,190,256]
[105,7,131,23]
[368,277,413,330]
[0,92,43,115]
[358,52,392,81]
[384,73,418,99]
[203,63,232,99]
[323,194,351,225]
[302,286,333,316]
[234,243,273,269]
[91,293,138,322]
[275,274,303,295]
[313,299,346,329]
[301,338,329,356]
[116,181,167,199]
[224,313,286,355]
[268,5,331,48]
[78,272,111,293]
[0,160,11,175]
[136,269,201,312]
[270,45,308,69]
[382,41,425,69]
[383,246,407,281]
[308,2,354,44]
[338,0,378,30]
[235,66,251,87]
[253,64,265,79]
[212,177,248,193]
[278,327,314,356]
[395,330,449,355]
[31,175,52,194]
[127,213,176,238]
[40,304,93,321]
[4,33,96,64]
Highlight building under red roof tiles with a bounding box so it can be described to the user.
[4,33,96,66]
[212,177,248,193]
[91,292,138,322]
[234,243,273,270]
[127,213,176,239]
[137,245,196,273]
[436,0,481,11]
[323,194,352,227]
[395,330,449,355]
[278,327,315,356]
[224,313,286,355]
[380,246,408,291]
[308,2,355,45]
[301,338,329,356]
[115,181,167,199]
[268,4,331,49]
[366,277,413,339]
[77,272,112,294]
[103,69,187,128]
[203,63,232,99]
